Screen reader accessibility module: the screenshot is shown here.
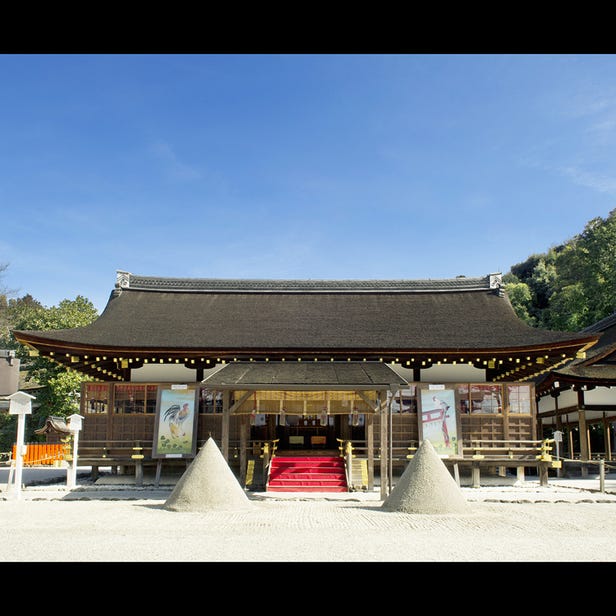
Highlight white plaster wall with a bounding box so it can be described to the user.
[130,363,197,383]
[547,388,578,410]
[585,386,616,405]
[538,395,556,412]
[418,364,486,383]
[388,364,415,382]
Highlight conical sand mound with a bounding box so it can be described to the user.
[382,439,471,514]
[164,437,255,512]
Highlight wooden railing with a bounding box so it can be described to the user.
[462,438,545,461]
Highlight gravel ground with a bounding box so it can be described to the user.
[3,442,616,563]
[2,481,616,562]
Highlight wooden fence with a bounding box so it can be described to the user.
[10,443,68,466]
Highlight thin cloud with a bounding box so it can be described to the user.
[149,141,203,181]
[560,166,616,197]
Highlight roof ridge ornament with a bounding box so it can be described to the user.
[489,273,504,297]
[116,270,131,289]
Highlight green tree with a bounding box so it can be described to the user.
[545,282,589,331]
[1,294,98,449]
[502,277,535,326]
[0,294,44,350]
[506,209,616,331]
[0,262,15,345]
[506,251,559,328]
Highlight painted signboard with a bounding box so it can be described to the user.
[419,386,458,457]
[152,385,199,458]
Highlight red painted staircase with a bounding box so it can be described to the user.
[267,456,348,493]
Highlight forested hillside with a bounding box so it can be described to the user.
[504,209,616,331]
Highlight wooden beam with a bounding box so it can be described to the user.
[228,391,253,414]
[355,391,379,412]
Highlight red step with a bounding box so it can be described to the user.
[267,456,348,493]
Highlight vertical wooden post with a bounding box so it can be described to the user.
[366,410,374,490]
[578,390,589,458]
[106,382,115,443]
[155,459,162,487]
[262,441,271,473]
[135,457,143,486]
[380,389,388,500]
[579,407,588,477]
[222,390,230,461]
[539,462,549,487]
[239,414,248,486]
[472,461,481,488]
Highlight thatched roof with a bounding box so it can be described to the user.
[13,271,598,382]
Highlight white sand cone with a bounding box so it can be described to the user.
[164,437,255,512]
[382,439,471,514]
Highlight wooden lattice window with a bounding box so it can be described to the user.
[83,383,110,414]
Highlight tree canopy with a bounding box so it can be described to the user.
[504,208,616,331]
[0,279,98,449]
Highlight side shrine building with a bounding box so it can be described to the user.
[13,271,600,492]
[536,311,616,465]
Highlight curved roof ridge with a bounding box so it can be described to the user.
[582,311,616,334]
[117,270,502,293]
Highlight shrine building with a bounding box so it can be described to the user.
[12,270,599,492]
[536,311,616,467]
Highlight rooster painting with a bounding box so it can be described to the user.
[164,402,191,438]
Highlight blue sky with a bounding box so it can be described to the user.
[1,53,616,313]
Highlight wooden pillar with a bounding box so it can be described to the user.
[222,390,230,461]
[578,390,589,461]
[579,407,589,477]
[539,462,549,487]
[239,414,248,486]
[554,395,562,431]
[601,412,612,460]
[366,410,374,490]
[579,411,588,461]
[134,458,143,487]
[380,389,388,500]
[472,461,481,488]
[106,382,115,441]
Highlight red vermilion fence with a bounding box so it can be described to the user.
[11,443,68,466]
